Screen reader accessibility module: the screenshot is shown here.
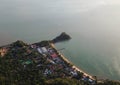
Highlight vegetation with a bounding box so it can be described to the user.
[11,40,28,47]
[0,40,120,85]
[45,78,84,85]
[52,32,71,43]
[98,80,120,85]
[0,55,85,85]
[35,40,51,47]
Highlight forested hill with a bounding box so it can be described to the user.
[0,40,120,85]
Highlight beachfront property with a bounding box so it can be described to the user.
[32,41,96,84]
[0,40,97,84]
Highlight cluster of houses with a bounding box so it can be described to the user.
[30,42,96,85]
[0,40,96,85]
[31,44,68,76]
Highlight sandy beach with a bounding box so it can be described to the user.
[50,43,95,80]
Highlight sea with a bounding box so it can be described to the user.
[0,0,120,80]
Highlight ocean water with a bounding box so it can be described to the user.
[0,0,120,80]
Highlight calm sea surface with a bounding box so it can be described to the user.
[0,0,120,80]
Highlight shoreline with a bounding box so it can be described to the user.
[50,43,95,80]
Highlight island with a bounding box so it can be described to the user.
[52,32,71,43]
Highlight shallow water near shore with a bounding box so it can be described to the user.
[0,0,120,80]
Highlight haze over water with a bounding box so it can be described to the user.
[0,0,120,80]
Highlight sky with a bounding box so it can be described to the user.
[0,0,120,51]
[0,0,120,26]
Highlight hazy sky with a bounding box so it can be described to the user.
[0,0,120,49]
[0,0,120,51]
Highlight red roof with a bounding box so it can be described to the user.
[51,53,58,58]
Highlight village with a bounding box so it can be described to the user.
[30,41,97,85]
[0,40,97,85]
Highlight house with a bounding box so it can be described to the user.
[82,75,89,82]
[44,69,51,75]
[31,44,37,49]
[48,48,55,54]
[51,53,58,59]
[37,47,48,54]
[89,78,93,83]
[47,59,56,64]
[0,47,8,57]
[36,64,42,67]
[37,48,42,54]
[70,70,78,77]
